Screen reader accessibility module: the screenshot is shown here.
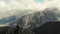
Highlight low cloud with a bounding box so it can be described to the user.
[0,0,60,11]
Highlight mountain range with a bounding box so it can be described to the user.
[0,7,60,29]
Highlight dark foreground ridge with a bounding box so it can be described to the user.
[0,21,60,34]
[0,25,34,34]
[32,21,60,34]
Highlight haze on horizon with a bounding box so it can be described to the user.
[0,0,60,28]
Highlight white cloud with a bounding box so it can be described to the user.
[0,0,60,28]
[0,0,60,11]
[0,0,58,18]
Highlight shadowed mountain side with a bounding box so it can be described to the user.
[0,26,35,34]
[0,16,16,24]
[17,8,59,29]
[18,12,42,29]
[32,21,60,34]
[0,8,59,34]
[0,7,59,29]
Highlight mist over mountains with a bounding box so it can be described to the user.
[0,7,60,29]
[17,7,60,29]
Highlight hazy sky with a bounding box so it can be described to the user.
[0,0,60,27]
[34,0,52,3]
[0,0,60,11]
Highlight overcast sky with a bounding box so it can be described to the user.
[0,0,60,27]
[0,0,60,11]
[0,0,59,15]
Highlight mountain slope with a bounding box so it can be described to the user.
[17,7,60,29]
